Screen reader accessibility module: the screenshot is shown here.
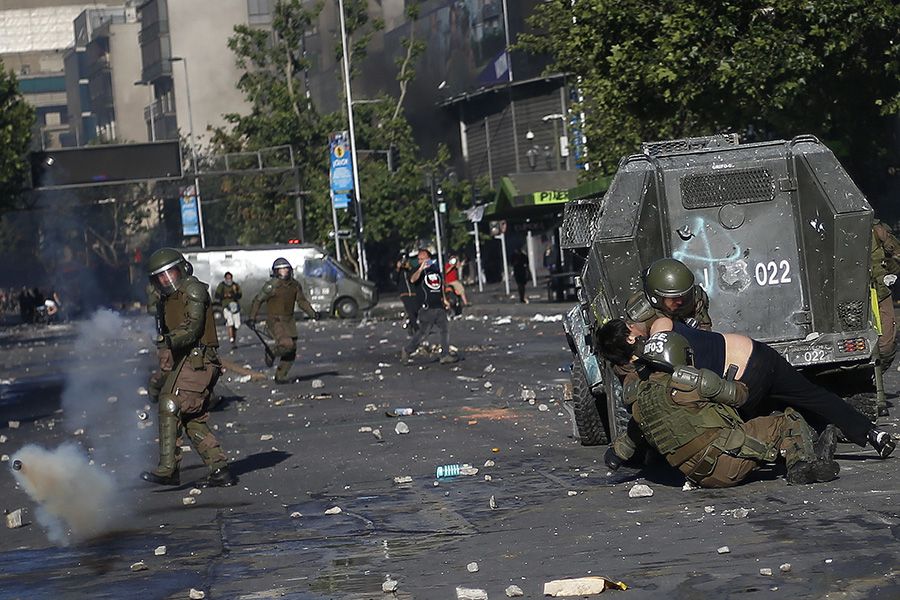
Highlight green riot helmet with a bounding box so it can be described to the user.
[640,331,694,370]
[147,248,193,296]
[271,257,293,280]
[643,258,696,317]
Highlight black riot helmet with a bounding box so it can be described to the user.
[147,248,193,296]
[642,258,696,317]
[640,331,695,370]
[271,257,293,280]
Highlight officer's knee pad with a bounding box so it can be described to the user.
[159,394,180,418]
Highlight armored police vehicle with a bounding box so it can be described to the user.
[185,244,378,319]
[562,134,878,445]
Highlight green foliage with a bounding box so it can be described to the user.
[0,61,35,213]
[212,0,437,271]
[519,0,900,193]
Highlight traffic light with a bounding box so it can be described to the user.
[387,144,399,173]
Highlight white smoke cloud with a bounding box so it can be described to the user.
[11,444,123,546]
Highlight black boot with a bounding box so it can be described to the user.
[141,470,180,486]
[868,429,896,458]
[199,466,237,488]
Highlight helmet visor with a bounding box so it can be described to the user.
[660,287,696,317]
[153,266,182,295]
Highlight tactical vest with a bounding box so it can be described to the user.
[219,282,240,300]
[163,284,218,348]
[266,279,299,317]
[633,373,740,456]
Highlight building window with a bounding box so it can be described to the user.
[248,0,273,24]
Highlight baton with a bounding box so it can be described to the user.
[247,323,276,366]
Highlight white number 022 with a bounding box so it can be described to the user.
[755,260,792,286]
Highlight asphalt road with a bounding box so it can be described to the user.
[0,301,898,600]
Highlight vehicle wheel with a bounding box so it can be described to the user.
[602,362,631,442]
[571,359,610,445]
[334,297,359,319]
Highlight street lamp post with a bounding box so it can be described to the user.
[169,56,206,248]
[542,113,565,170]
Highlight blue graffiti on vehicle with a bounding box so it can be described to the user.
[671,217,751,298]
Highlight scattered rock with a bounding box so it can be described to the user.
[467,561,479,573]
[459,465,479,476]
[393,475,413,484]
[72,428,84,436]
[484,475,493,482]
[489,495,497,509]
[483,459,495,467]
[0,434,6,443]
[505,584,524,597]
[538,403,549,412]
[521,389,536,401]
[358,426,373,433]
[704,506,715,513]
[237,374,252,383]
[483,381,493,390]
[483,364,495,374]
[543,577,615,596]
[372,428,383,441]
[0,455,8,462]
[182,497,196,506]
[107,396,118,404]
[382,579,399,593]
[717,546,730,554]
[189,589,206,599]
[325,506,342,515]
[311,379,325,389]
[130,561,148,572]
[759,568,773,576]
[394,421,410,435]
[456,587,488,600]
[365,403,378,412]
[189,488,202,496]
[722,507,750,519]
[5,508,23,529]
[8,421,19,429]
[825,558,833,564]
[154,545,167,556]
[628,484,654,498]
[682,481,698,491]
[780,563,792,573]
[567,490,578,497]
[260,434,274,441]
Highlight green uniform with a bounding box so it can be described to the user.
[615,371,820,488]
[152,275,226,477]
[871,221,900,368]
[249,277,316,382]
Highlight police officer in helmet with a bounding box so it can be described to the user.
[626,257,712,330]
[246,257,320,383]
[141,248,236,487]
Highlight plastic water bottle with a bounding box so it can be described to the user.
[436,463,461,478]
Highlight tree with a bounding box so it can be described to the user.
[519,1,900,199]
[0,60,35,213]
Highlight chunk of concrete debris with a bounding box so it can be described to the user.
[483,381,493,390]
[538,403,549,412]
[365,403,378,412]
[722,507,750,519]
[325,506,342,515]
[8,421,20,429]
[393,475,413,485]
[759,568,773,576]
[717,546,730,554]
[0,434,6,443]
[395,421,410,435]
[290,511,302,519]
[372,428,383,441]
[182,497,196,506]
[489,495,497,510]
[505,585,524,597]
[189,488,202,496]
[567,491,578,497]
[154,545,167,556]
[130,561,148,572]
[682,481,698,491]
[382,579,399,593]
[1,455,9,462]
[543,576,627,596]
[484,364,496,374]
[704,505,715,513]
[779,563,792,573]
[5,508,24,529]
[359,426,373,433]
[311,379,325,389]
[467,561,479,573]
[483,460,495,467]
[459,465,479,476]
[189,589,206,599]
[72,428,84,436]
[628,484,654,498]
[260,434,274,441]
[521,389,536,401]
[455,587,488,600]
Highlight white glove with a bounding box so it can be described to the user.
[884,274,897,287]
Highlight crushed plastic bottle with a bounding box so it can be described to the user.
[386,408,414,417]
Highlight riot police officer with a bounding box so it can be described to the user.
[599,328,840,487]
[625,257,712,330]
[246,257,319,383]
[141,248,236,487]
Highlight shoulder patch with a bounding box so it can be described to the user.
[261,279,276,294]
[183,278,210,303]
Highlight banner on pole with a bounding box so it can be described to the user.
[180,185,200,236]
[329,131,354,195]
[332,192,351,210]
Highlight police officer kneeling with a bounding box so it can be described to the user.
[141,248,236,487]
[600,327,839,488]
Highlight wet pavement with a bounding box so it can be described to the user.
[0,300,898,600]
